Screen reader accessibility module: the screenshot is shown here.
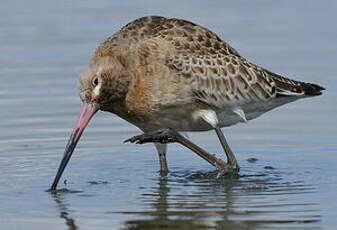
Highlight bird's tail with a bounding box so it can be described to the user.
[266,70,325,97]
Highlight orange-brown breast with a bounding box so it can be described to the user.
[123,38,195,127]
[124,65,153,123]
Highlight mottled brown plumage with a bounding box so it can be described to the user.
[85,16,323,131]
[51,16,324,190]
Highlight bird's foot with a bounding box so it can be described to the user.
[213,161,240,173]
[216,165,240,179]
[224,163,240,173]
[124,129,180,144]
[221,159,240,173]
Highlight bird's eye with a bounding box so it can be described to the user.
[92,77,99,87]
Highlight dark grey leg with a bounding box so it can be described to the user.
[154,143,168,176]
[125,129,230,170]
[214,126,240,172]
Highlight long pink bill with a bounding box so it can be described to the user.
[50,103,99,190]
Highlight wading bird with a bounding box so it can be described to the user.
[51,16,324,190]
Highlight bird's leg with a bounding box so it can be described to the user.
[154,143,168,176]
[197,109,239,172]
[125,129,229,170]
[214,126,240,172]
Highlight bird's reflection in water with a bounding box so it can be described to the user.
[49,168,319,229]
[51,192,79,230]
[122,171,260,230]
[121,169,320,230]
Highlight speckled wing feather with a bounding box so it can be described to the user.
[146,17,279,108]
[170,52,279,108]
[93,16,324,107]
[103,16,287,107]
[144,16,323,109]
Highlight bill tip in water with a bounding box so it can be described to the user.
[46,187,83,194]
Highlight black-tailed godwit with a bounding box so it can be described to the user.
[51,16,324,190]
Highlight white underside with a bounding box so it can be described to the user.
[143,96,300,132]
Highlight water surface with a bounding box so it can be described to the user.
[1,0,337,229]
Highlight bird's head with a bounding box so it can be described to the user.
[78,57,131,111]
[51,56,132,190]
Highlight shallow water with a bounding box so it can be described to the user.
[1,0,337,229]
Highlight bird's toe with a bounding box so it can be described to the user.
[124,129,179,144]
